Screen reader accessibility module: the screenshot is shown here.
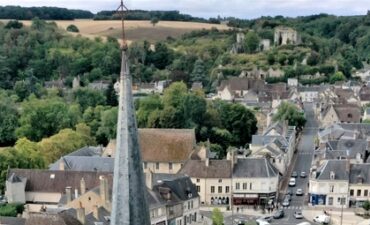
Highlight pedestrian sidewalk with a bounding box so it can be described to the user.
[302,208,367,225]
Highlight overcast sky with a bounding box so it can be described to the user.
[2,0,369,19]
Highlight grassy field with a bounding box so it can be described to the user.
[13,19,230,43]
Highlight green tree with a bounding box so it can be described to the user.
[73,88,106,111]
[38,124,95,164]
[136,95,163,127]
[106,81,118,106]
[151,17,159,27]
[66,24,79,33]
[363,200,370,211]
[16,98,78,141]
[96,107,118,145]
[0,98,18,145]
[329,71,346,84]
[159,107,184,128]
[5,20,23,29]
[212,208,224,225]
[244,31,260,53]
[190,59,207,84]
[162,82,188,108]
[273,102,306,129]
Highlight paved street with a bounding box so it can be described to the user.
[271,103,318,225]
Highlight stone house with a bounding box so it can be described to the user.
[274,26,301,45]
[363,108,370,121]
[349,163,370,208]
[309,160,350,208]
[259,39,271,51]
[6,169,200,225]
[104,129,197,174]
[320,104,362,128]
[232,158,279,212]
[217,77,265,101]
[249,121,296,175]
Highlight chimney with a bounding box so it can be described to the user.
[100,176,109,203]
[59,159,65,170]
[76,206,86,224]
[65,186,72,203]
[92,205,99,219]
[146,170,153,190]
[205,158,210,167]
[80,178,86,195]
[74,188,79,199]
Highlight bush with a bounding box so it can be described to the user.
[66,24,79,33]
[0,204,24,217]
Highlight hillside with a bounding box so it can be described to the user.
[17,19,230,42]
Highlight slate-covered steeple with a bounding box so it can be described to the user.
[110,1,151,224]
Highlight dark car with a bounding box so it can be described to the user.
[291,171,298,178]
[273,209,284,219]
[286,189,293,196]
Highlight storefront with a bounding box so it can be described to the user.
[233,193,259,205]
[310,193,327,206]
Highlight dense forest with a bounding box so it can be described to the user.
[0,6,94,20]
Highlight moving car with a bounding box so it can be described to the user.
[289,178,296,187]
[256,218,270,225]
[294,211,304,219]
[285,194,291,201]
[300,171,306,178]
[292,171,298,178]
[273,209,284,219]
[296,188,304,196]
[313,215,330,224]
[282,198,290,207]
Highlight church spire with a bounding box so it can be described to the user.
[110,1,151,225]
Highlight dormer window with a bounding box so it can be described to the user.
[348,113,353,118]
[330,171,335,180]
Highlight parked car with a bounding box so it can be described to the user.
[291,171,298,178]
[296,188,304,196]
[300,171,306,178]
[258,215,273,222]
[284,194,291,201]
[294,211,304,219]
[289,178,296,187]
[256,218,270,225]
[313,215,330,224]
[282,198,290,207]
[273,209,284,219]
[286,189,292,196]
[296,222,311,225]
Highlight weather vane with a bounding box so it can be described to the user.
[116,0,128,50]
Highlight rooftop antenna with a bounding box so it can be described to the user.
[116,0,128,50]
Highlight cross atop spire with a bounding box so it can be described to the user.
[116,0,128,49]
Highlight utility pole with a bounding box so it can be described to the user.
[340,196,344,225]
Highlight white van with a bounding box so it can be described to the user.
[256,218,270,225]
[296,222,311,225]
[313,214,330,224]
[289,178,296,187]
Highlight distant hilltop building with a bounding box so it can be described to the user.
[274,26,301,46]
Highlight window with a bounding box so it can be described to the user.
[196,179,200,183]
[328,197,333,205]
[235,183,240,190]
[365,190,368,197]
[225,186,230,193]
[156,162,159,170]
[196,185,200,192]
[211,186,215,193]
[243,183,247,190]
[169,163,173,170]
[218,186,222,193]
[329,185,334,193]
[250,183,253,190]
[350,189,354,196]
[218,179,222,183]
[357,190,362,197]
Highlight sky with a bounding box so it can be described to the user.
[2,0,369,19]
